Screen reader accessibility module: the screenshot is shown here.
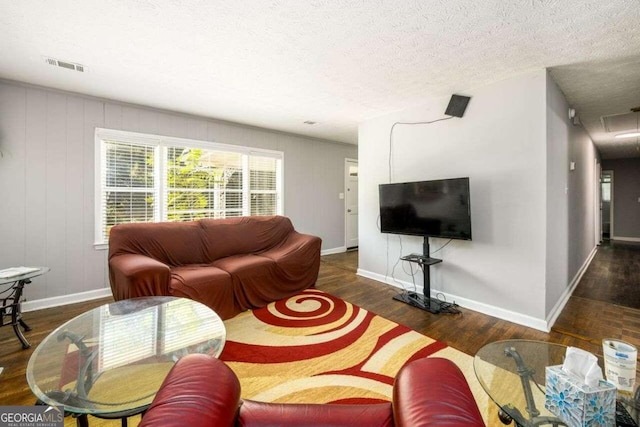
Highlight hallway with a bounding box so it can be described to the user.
[552,241,640,350]
[572,241,640,309]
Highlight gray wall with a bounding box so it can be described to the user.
[0,79,356,305]
[566,117,599,281]
[544,73,599,318]
[601,158,640,240]
[359,70,550,329]
[358,70,600,331]
[545,73,569,317]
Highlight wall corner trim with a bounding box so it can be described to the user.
[545,245,598,330]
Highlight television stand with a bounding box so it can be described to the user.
[393,237,443,314]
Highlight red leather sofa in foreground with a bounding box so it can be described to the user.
[138,354,486,427]
[108,215,321,319]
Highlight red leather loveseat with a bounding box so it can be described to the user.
[138,354,485,427]
[108,216,321,319]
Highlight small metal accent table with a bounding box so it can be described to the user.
[27,296,226,427]
[0,266,49,349]
[474,339,640,427]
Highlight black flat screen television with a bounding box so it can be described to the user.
[379,177,472,240]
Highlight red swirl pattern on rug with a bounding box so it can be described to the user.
[221,290,374,363]
[218,289,473,406]
[253,291,351,327]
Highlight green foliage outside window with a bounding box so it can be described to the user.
[166,148,242,221]
[101,139,278,242]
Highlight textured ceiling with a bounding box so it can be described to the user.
[550,56,640,159]
[1,0,639,158]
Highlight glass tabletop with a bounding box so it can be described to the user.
[0,266,49,285]
[27,296,226,416]
[474,340,566,425]
[474,339,640,426]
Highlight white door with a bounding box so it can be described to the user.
[345,159,358,249]
[595,161,602,244]
[601,170,614,240]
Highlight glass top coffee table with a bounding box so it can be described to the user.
[27,297,225,426]
[474,340,640,427]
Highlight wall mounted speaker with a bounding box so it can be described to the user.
[445,95,471,118]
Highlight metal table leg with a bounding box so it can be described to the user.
[2,278,31,348]
[503,347,568,427]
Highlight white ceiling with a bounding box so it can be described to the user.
[549,56,640,159]
[1,0,639,158]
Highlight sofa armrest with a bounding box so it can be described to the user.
[393,357,485,427]
[259,231,322,278]
[139,354,240,427]
[109,254,172,300]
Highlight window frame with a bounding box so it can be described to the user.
[94,128,284,248]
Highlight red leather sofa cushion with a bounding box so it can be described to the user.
[139,354,486,427]
[139,354,241,427]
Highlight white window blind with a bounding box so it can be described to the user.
[249,155,281,216]
[98,140,158,243]
[95,129,283,245]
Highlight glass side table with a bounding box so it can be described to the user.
[27,296,226,427]
[0,266,49,348]
[474,339,640,427]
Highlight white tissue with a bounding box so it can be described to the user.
[561,347,603,387]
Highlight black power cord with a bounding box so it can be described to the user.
[385,115,458,311]
[434,292,462,315]
[388,116,453,182]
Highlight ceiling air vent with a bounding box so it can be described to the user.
[43,57,86,73]
[600,112,638,133]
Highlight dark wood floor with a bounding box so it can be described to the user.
[317,251,594,357]
[572,241,640,309]
[316,244,640,378]
[1,242,638,415]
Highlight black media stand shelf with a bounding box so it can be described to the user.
[393,237,443,314]
[399,253,442,266]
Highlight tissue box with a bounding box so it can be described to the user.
[545,365,616,427]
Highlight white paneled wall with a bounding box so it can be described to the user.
[0,80,356,308]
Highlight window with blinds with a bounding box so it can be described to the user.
[95,129,283,245]
[165,146,244,221]
[100,141,157,240]
[250,156,281,216]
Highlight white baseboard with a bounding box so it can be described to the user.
[357,268,549,332]
[356,268,414,291]
[545,245,598,330]
[321,246,347,256]
[22,287,112,312]
[612,236,640,243]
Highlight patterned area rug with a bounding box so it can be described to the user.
[220,289,493,422]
